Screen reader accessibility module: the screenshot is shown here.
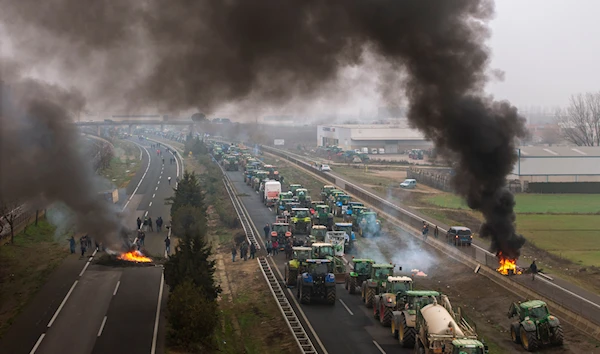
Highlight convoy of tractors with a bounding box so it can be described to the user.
[208,141,564,353]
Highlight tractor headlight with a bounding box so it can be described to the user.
[302,274,313,283]
[326,274,335,283]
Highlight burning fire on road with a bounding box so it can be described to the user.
[118,250,152,263]
[496,252,522,276]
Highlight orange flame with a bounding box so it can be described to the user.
[496,252,522,275]
[118,250,152,263]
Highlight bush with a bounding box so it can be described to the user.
[167,279,219,351]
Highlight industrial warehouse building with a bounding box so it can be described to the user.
[510,146,600,182]
[316,123,432,153]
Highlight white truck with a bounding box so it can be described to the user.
[263,180,281,207]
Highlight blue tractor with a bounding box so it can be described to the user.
[296,259,336,305]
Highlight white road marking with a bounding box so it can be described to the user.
[47,281,78,328]
[152,193,155,198]
[149,201,153,207]
[97,316,108,337]
[79,261,91,277]
[29,333,45,354]
[88,256,93,262]
[113,281,120,296]
[151,273,165,354]
[373,340,386,354]
[155,186,158,191]
[157,180,160,185]
[268,207,272,212]
[123,143,152,210]
[339,299,354,315]
[144,211,149,217]
[92,249,97,257]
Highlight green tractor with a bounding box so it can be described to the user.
[284,246,312,286]
[224,155,239,171]
[289,184,303,196]
[320,185,337,200]
[373,276,414,327]
[276,198,295,216]
[391,290,440,348]
[309,225,328,243]
[290,208,312,235]
[508,300,563,352]
[358,211,382,237]
[312,205,334,230]
[296,259,336,305]
[294,188,311,208]
[351,206,368,230]
[344,258,375,294]
[361,263,395,308]
[331,194,352,217]
[252,171,269,191]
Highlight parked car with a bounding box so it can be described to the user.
[378,148,385,154]
[371,148,378,154]
[446,226,473,246]
[320,164,331,172]
[399,179,417,189]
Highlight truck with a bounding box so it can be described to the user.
[373,276,413,327]
[508,300,563,352]
[296,259,336,305]
[284,246,312,286]
[415,295,489,354]
[324,231,346,257]
[344,258,375,294]
[361,263,395,308]
[263,180,281,207]
[391,290,441,348]
[333,222,355,252]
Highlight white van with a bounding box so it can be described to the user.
[361,147,369,154]
[378,148,385,154]
[399,179,417,189]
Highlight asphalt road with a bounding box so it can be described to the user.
[0,137,179,354]
[225,169,411,354]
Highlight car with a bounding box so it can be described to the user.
[399,179,417,189]
[320,164,331,172]
[446,226,473,246]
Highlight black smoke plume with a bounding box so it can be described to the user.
[1,0,527,257]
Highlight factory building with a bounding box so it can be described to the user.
[317,124,432,153]
[510,146,600,182]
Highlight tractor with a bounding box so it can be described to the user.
[344,258,375,294]
[372,276,413,327]
[358,211,382,237]
[309,200,326,216]
[252,171,269,191]
[289,184,303,196]
[508,300,563,352]
[331,194,352,217]
[276,198,295,216]
[310,242,346,283]
[333,222,355,252]
[351,206,368,230]
[224,155,238,171]
[320,185,337,200]
[263,164,281,181]
[284,246,312,286]
[344,202,364,222]
[391,290,440,348]
[290,208,311,235]
[270,223,291,248]
[361,263,395,308]
[309,225,328,243]
[312,205,334,230]
[294,188,311,207]
[296,259,336,305]
[244,168,257,185]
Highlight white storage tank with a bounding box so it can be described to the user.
[420,304,465,337]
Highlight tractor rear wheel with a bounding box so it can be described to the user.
[326,287,336,305]
[399,314,416,348]
[391,320,398,339]
[300,285,311,305]
[550,325,564,346]
[520,326,539,352]
[510,323,521,344]
[349,277,357,294]
[365,287,375,308]
[380,305,393,327]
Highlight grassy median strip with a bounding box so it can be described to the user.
[0,221,67,338]
[101,139,141,189]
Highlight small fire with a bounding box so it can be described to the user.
[118,250,152,263]
[496,252,522,275]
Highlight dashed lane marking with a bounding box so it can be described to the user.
[47,280,78,328]
[149,201,153,207]
[339,299,354,315]
[113,281,120,296]
[373,340,386,354]
[97,316,107,337]
[29,334,45,354]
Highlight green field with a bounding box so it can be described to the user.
[426,193,600,214]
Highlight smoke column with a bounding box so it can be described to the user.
[2,0,527,257]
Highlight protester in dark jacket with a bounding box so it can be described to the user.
[250,243,256,259]
[530,260,538,281]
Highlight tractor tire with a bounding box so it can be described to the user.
[520,326,539,352]
[510,323,521,344]
[550,325,564,346]
[326,287,336,305]
[399,314,416,348]
[391,320,399,339]
[300,285,311,305]
[380,305,393,327]
[349,277,357,294]
[365,287,375,308]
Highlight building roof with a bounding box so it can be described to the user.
[319,124,427,141]
[518,146,600,157]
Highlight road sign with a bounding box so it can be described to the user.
[274,139,284,146]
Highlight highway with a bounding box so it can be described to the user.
[0,137,180,354]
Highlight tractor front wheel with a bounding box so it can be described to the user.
[380,305,392,327]
[510,323,521,344]
[399,314,416,348]
[520,326,539,352]
[300,285,311,305]
[349,277,357,294]
[326,287,336,305]
[550,325,564,346]
[365,287,375,308]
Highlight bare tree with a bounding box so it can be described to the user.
[0,198,22,243]
[556,92,600,146]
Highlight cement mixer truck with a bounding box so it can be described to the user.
[415,295,488,354]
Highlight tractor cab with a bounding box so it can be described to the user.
[358,211,382,237]
[304,259,334,275]
[285,202,302,214]
[398,290,440,312]
[292,208,310,219]
[263,164,280,181]
[351,206,368,228]
[291,208,312,235]
[279,191,293,200]
[271,223,291,245]
[372,264,395,280]
[289,184,303,196]
[320,185,336,200]
[333,222,355,251]
[380,276,413,295]
[450,339,488,354]
[311,242,335,259]
[309,225,328,243]
[294,188,311,207]
[352,258,374,276]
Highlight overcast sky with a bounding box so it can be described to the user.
[487,0,600,108]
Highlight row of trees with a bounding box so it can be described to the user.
[164,170,221,351]
[556,92,600,146]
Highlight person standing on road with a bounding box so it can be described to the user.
[68,236,76,254]
[272,240,279,256]
[80,236,87,257]
[434,226,439,239]
[263,224,270,239]
[140,231,146,246]
[148,217,154,232]
[422,221,429,242]
[231,244,237,262]
[156,217,162,232]
[165,236,171,255]
[162,158,165,164]
[168,176,172,185]
[250,243,256,259]
[530,260,538,281]
[241,242,248,261]
[137,217,142,230]
[266,240,272,257]
[143,217,148,232]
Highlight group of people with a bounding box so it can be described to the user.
[231,240,256,262]
[69,234,101,257]
[150,143,161,149]
[137,216,164,232]
[421,221,439,241]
